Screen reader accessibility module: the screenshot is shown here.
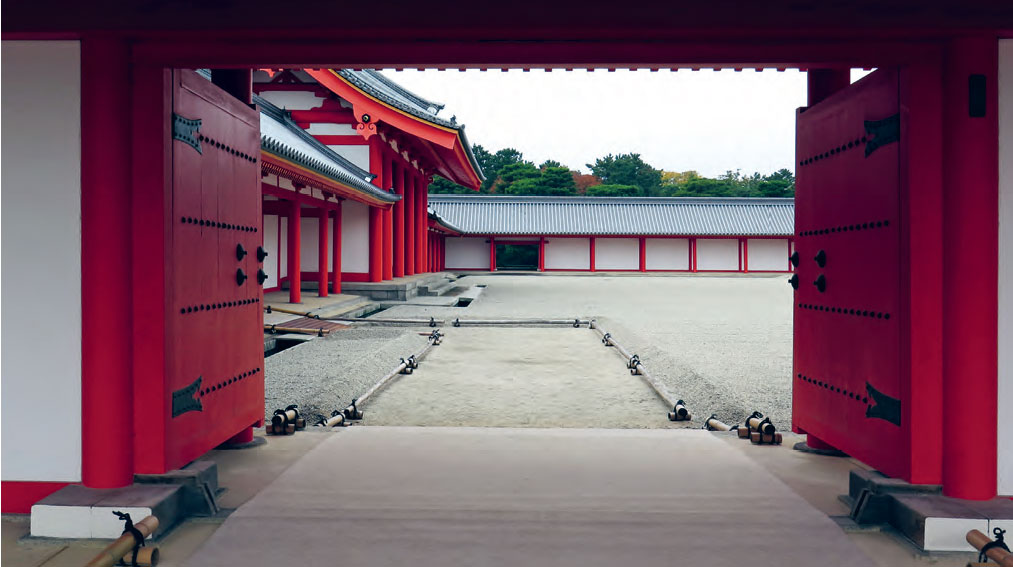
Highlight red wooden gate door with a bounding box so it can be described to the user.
[792,68,910,480]
[160,70,264,471]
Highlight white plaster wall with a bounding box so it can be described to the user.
[263,214,279,288]
[279,217,288,279]
[696,239,740,271]
[300,214,320,272]
[998,38,1013,496]
[545,238,591,270]
[328,145,370,172]
[445,237,490,269]
[257,90,325,110]
[1,41,82,482]
[595,238,640,270]
[341,201,370,273]
[645,238,689,270]
[307,122,356,135]
[747,239,790,271]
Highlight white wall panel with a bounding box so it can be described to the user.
[645,238,689,270]
[263,214,279,288]
[445,237,490,269]
[300,214,321,272]
[696,239,740,271]
[279,217,288,279]
[307,122,356,135]
[342,201,370,273]
[595,238,639,270]
[747,239,790,272]
[257,90,325,110]
[998,38,1013,495]
[328,145,370,172]
[545,238,590,270]
[1,41,82,482]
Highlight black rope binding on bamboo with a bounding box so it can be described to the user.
[113,511,145,567]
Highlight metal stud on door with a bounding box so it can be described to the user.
[792,68,908,480]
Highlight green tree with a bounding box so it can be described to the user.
[586,153,663,196]
[585,184,640,197]
[539,159,563,169]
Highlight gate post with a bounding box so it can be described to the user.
[941,36,999,500]
[83,37,134,488]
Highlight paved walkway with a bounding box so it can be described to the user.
[186,427,876,567]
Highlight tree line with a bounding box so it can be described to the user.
[430,145,795,198]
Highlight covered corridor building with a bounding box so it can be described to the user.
[431,195,795,273]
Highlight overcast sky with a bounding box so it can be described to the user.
[379,69,868,178]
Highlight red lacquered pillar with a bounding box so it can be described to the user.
[393,163,405,277]
[287,199,301,303]
[416,179,426,273]
[589,238,596,272]
[489,237,497,271]
[538,237,545,271]
[317,207,329,297]
[405,173,416,275]
[82,37,133,487]
[382,152,393,281]
[639,237,646,272]
[941,36,998,500]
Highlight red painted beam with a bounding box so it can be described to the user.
[288,199,302,303]
[941,36,998,500]
[317,207,329,297]
[82,37,134,488]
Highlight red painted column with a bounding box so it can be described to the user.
[393,163,405,277]
[416,178,426,273]
[538,237,546,271]
[690,238,697,272]
[589,237,596,272]
[382,153,394,281]
[741,239,748,273]
[489,237,497,271]
[422,187,430,272]
[941,36,998,500]
[368,206,383,283]
[82,37,133,488]
[405,172,416,275]
[807,68,851,106]
[331,203,342,293]
[639,237,646,272]
[287,199,302,303]
[317,207,329,297]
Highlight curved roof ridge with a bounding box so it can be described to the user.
[363,69,446,113]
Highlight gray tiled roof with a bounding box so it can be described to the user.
[256,95,398,203]
[337,70,485,182]
[428,195,794,236]
[428,206,464,234]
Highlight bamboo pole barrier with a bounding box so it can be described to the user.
[264,324,330,336]
[703,415,734,431]
[967,529,1013,567]
[316,410,346,428]
[591,322,690,421]
[343,330,443,420]
[84,515,159,567]
[267,405,305,435]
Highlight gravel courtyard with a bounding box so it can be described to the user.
[265,273,794,429]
